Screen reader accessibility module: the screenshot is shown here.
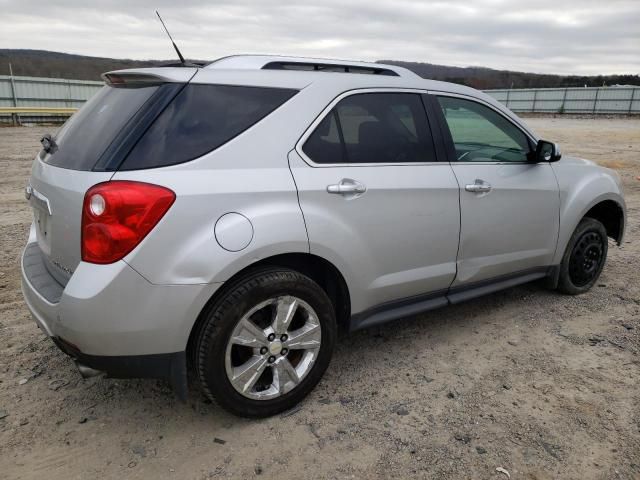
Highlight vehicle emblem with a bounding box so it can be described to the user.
[51,258,74,275]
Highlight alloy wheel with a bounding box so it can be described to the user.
[224,296,322,400]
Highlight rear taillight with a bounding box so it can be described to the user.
[81,181,175,264]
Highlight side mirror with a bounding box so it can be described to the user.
[535,139,562,162]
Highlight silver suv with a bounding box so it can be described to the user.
[21,55,626,417]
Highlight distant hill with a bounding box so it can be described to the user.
[1,49,638,89]
[0,49,204,81]
[380,60,640,89]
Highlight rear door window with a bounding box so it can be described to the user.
[302,92,436,164]
[42,85,159,171]
[120,84,298,170]
[299,111,345,164]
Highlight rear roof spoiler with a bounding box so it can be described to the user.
[101,68,198,85]
[102,72,165,86]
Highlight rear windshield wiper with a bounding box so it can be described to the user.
[40,133,58,154]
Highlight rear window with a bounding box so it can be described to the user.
[43,85,159,171]
[119,84,298,170]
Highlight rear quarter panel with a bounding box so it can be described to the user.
[112,159,309,285]
[111,84,337,285]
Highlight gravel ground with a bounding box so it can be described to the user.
[0,117,639,480]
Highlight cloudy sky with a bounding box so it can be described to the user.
[1,0,639,75]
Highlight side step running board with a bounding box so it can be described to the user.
[349,266,557,332]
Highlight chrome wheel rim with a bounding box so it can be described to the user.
[224,296,322,400]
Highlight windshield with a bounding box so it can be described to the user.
[42,84,159,171]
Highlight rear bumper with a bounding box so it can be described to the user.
[52,336,188,399]
[21,234,221,389]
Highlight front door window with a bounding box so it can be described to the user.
[437,96,532,163]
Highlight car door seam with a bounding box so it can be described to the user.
[287,148,311,254]
[549,163,563,261]
[447,162,463,292]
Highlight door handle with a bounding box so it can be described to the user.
[327,179,367,195]
[465,179,492,193]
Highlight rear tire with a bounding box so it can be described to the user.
[557,218,608,295]
[194,267,336,418]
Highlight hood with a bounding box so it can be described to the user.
[556,155,597,167]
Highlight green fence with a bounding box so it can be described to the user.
[485,87,640,114]
[0,74,103,124]
[2,74,639,125]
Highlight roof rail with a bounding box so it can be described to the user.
[205,55,414,77]
[261,61,399,76]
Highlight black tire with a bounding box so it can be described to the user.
[557,217,608,295]
[194,267,336,418]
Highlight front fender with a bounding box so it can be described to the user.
[552,159,626,265]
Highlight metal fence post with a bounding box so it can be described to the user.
[8,63,21,126]
[66,80,72,108]
[593,87,600,115]
[561,88,568,113]
[532,89,537,113]
[629,88,637,115]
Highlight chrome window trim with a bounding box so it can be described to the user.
[294,87,442,168]
[430,91,540,165]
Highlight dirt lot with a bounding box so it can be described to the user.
[0,117,639,480]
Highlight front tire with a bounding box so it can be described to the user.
[194,267,336,417]
[557,218,608,295]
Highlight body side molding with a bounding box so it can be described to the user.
[349,266,557,331]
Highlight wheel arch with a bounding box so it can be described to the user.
[583,199,625,245]
[186,252,351,366]
[551,158,627,265]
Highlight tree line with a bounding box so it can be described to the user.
[2,49,638,89]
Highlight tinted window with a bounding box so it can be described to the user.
[121,84,297,170]
[303,93,436,164]
[43,85,159,171]
[300,111,344,164]
[437,96,531,162]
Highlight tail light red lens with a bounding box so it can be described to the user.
[81,181,175,264]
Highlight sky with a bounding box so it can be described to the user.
[1,0,639,75]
